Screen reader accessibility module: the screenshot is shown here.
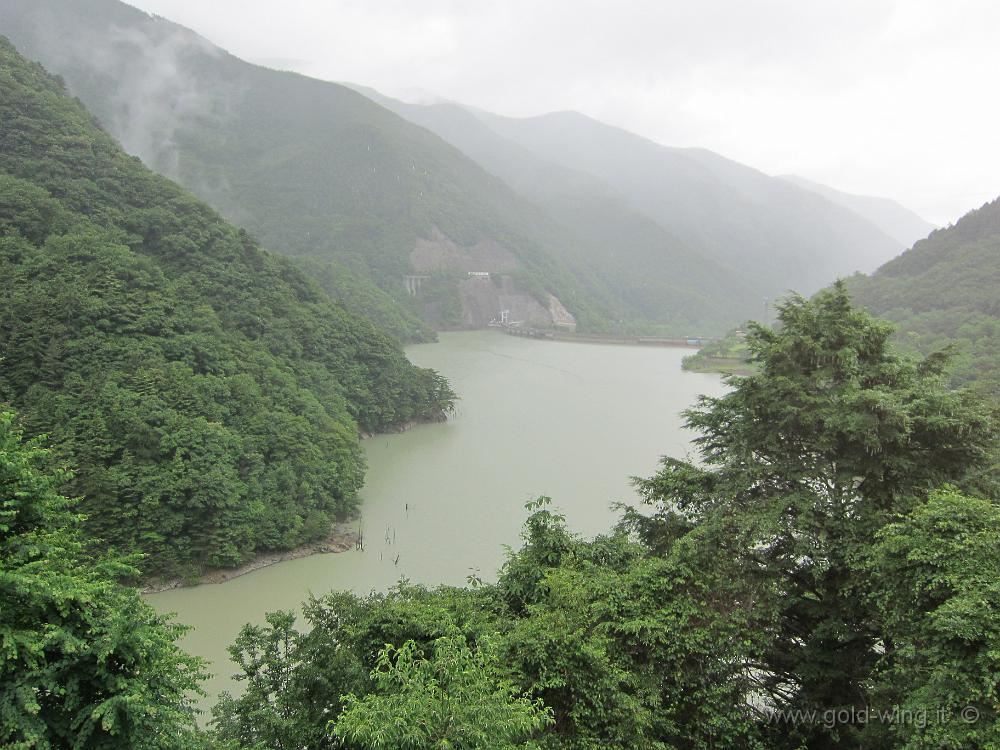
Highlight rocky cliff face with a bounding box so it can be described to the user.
[409,227,575,329]
[410,227,523,274]
[455,275,568,328]
[547,295,577,330]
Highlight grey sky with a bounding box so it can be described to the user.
[127,0,1000,225]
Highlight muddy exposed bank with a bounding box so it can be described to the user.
[140,521,361,594]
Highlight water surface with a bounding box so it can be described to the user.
[150,330,725,708]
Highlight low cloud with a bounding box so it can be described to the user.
[120,0,1000,223]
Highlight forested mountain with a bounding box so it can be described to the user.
[0,0,668,336]
[781,173,936,248]
[457,106,904,301]
[0,36,453,579]
[1,0,917,338]
[849,196,1000,394]
[349,86,760,333]
[355,86,919,328]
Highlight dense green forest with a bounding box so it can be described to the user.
[204,286,999,750]
[1,412,207,749]
[3,4,998,749]
[685,197,1000,396]
[10,286,997,748]
[7,322,994,746]
[848,197,1000,396]
[0,37,453,580]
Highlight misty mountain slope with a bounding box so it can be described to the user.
[848,197,1000,392]
[0,0,642,333]
[0,35,453,577]
[781,174,936,248]
[350,85,759,331]
[466,107,904,300]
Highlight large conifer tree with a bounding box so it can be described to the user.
[635,282,996,747]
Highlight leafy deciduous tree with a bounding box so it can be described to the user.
[333,633,552,750]
[0,411,206,749]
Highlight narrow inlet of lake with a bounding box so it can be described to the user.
[149,330,726,709]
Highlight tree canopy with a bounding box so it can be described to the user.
[849,196,1000,396]
[333,634,552,750]
[211,287,998,750]
[0,37,454,579]
[633,281,997,747]
[0,411,206,749]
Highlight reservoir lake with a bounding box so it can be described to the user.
[149,330,725,709]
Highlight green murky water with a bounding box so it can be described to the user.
[149,330,724,710]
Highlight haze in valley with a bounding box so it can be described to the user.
[124,0,1000,226]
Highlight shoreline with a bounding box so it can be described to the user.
[142,333,696,595]
[142,416,446,595]
[140,521,361,595]
[358,411,448,440]
[497,326,711,348]
[681,356,753,376]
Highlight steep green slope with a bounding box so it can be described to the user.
[0,36,453,579]
[0,0,633,334]
[848,197,1000,393]
[467,107,904,301]
[348,87,759,334]
[781,174,936,248]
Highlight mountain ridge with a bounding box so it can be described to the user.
[351,85,908,312]
[0,0,636,334]
[2,0,919,338]
[848,196,1000,393]
[780,173,936,248]
[0,33,453,578]
[349,84,759,332]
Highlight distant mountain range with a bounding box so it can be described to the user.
[470,107,906,286]
[347,86,758,332]
[780,175,936,248]
[0,0,626,336]
[0,0,932,337]
[356,87,914,295]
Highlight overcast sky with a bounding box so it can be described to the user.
[127,0,1000,225]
